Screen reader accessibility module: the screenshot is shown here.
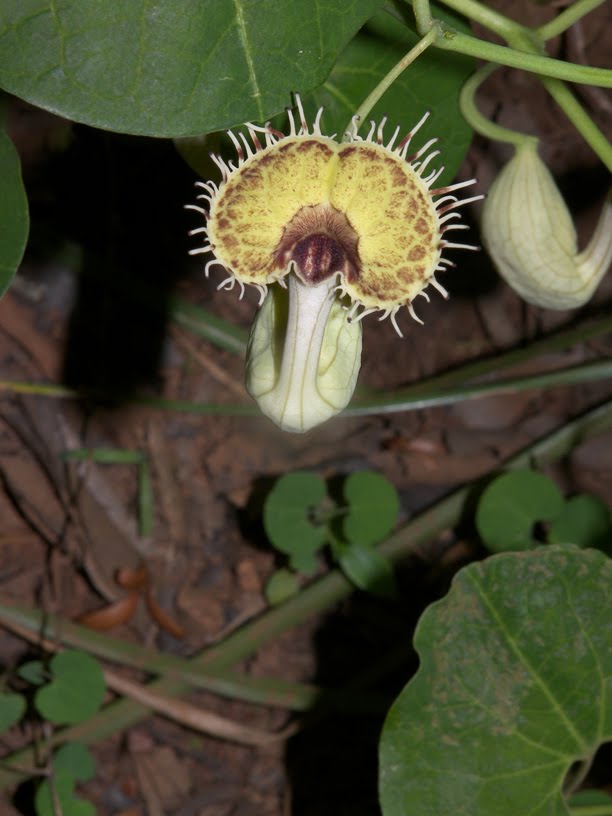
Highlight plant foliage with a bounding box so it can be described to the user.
[379,545,612,816]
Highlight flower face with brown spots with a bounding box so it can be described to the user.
[188,96,479,431]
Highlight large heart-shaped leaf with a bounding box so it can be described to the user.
[0,0,384,137]
[0,124,28,298]
[310,3,474,185]
[178,3,474,185]
[379,546,612,816]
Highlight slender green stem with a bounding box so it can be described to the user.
[539,74,612,171]
[432,0,519,39]
[434,27,612,87]
[344,25,438,140]
[433,1,612,164]
[2,357,610,418]
[169,295,248,356]
[537,0,608,41]
[3,311,612,417]
[347,359,612,415]
[504,29,612,171]
[459,64,537,147]
[2,399,612,786]
[0,381,74,398]
[357,313,612,401]
[412,0,433,34]
[0,603,387,715]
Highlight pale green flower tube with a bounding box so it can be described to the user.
[246,276,362,433]
[482,139,612,309]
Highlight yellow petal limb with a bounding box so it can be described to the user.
[208,136,338,286]
[483,140,612,309]
[193,102,480,328]
[331,142,440,310]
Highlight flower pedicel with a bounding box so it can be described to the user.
[188,95,481,432]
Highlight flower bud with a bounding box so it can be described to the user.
[482,140,612,309]
[246,275,362,433]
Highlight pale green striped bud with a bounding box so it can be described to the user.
[246,275,362,433]
[482,140,612,309]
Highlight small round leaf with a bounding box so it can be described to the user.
[17,660,47,686]
[549,494,611,551]
[343,471,400,546]
[264,472,327,575]
[35,650,105,725]
[336,542,397,599]
[0,692,25,733]
[476,470,564,552]
[35,772,95,816]
[52,742,96,782]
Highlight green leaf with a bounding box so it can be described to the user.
[0,692,25,733]
[264,569,301,606]
[0,0,384,137]
[264,472,328,575]
[35,771,95,816]
[36,741,95,816]
[379,546,612,816]
[336,541,397,599]
[62,448,145,464]
[310,3,474,185]
[35,650,105,725]
[0,124,29,298]
[343,471,399,546]
[17,660,47,686]
[52,742,95,782]
[476,469,564,552]
[549,494,611,552]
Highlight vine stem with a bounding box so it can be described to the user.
[459,64,536,147]
[0,316,612,416]
[505,28,612,171]
[537,0,608,41]
[538,73,612,172]
[427,0,517,39]
[398,0,612,87]
[412,0,433,33]
[2,398,612,784]
[344,25,438,139]
[346,359,612,415]
[434,0,606,42]
[433,27,612,87]
[460,59,612,171]
[429,0,612,166]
